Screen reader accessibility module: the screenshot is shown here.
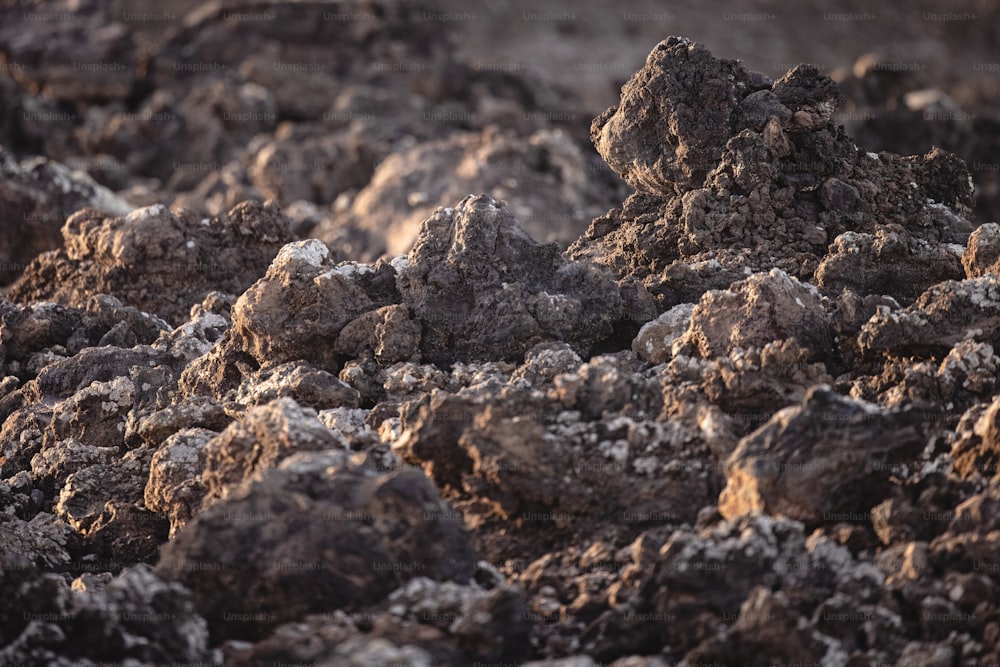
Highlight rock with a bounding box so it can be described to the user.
[700,339,833,435]
[398,194,623,364]
[719,386,927,524]
[53,448,152,536]
[0,296,168,386]
[157,453,477,640]
[4,20,1000,666]
[858,276,1000,356]
[951,398,1000,482]
[0,564,213,666]
[201,397,347,505]
[0,148,131,285]
[235,362,362,411]
[225,239,378,371]
[682,586,842,666]
[0,512,74,572]
[334,304,422,365]
[676,269,833,362]
[963,223,1000,279]
[145,427,216,539]
[7,200,293,325]
[591,36,756,196]
[631,303,694,364]
[573,40,975,310]
[815,227,965,304]
[578,514,880,660]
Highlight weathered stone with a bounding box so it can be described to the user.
[719,387,926,524]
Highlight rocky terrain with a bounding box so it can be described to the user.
[3,2,1000,666]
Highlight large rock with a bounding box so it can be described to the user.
[200,397,347,505]
[398,194,623,364]
[157,454,477,640]
[7,200,292,325]
[572,38,975,309]
[719,386,926,524]
[591,36,761,196]
[675,268,832,361]
[858,276,1000,356]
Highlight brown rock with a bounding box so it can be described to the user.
[719,386,926,524]
[157,453,478,641]
[7,200,292,325]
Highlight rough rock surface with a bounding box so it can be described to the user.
[397,194,624,364]
[571,36,975,311]
[0,148,131,285]
[719,386,927,524]
[157,452,477,641]
[4,17,1000,667]
[7,200,293,325]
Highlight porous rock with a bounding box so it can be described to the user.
[858,276,1000,356]
[398,194,623,364]
[676,269,833,362]
[573,38,975,310]
[7,200,293,325]
[157,453,478,640]
[591,36,760,196]
[200,397,347,505]
[719,386,927,524]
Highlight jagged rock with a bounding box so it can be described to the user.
[815,227,965,304]
[858,276,1000,356]
[631,303,694,364]
[0,512,73,572]
[235,361,362,411]
[225,239,380,371]
[7,200,293,325]
[0,148,131,285]
[682,587,844,666]
[0,564,212,665]
[572,39,975,309]
[0,296,169,382]
[398,194,623,364]
[145,427,216,539]
[157,452,478,640]
[719,386,926,524]
[200,397,347,505]
[700,339,833,435]
[963,222,1000,278]
[951,398,1000,482]
[3,19,1000,667]
[591,36,761,196]
[675,269,833,362]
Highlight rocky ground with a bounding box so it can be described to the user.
[2,2,1000,666]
